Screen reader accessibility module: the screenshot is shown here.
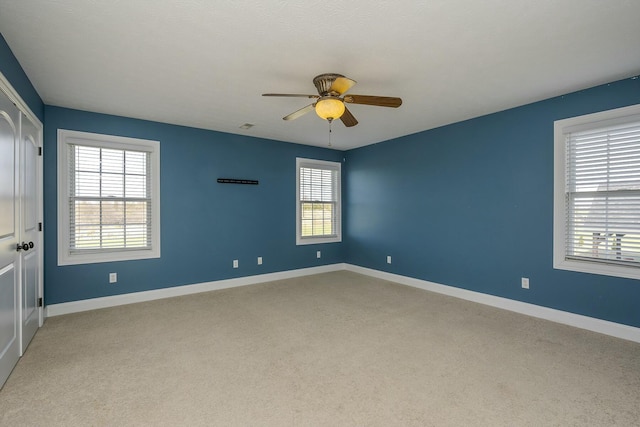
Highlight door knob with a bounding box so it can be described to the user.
[15,242,34,252]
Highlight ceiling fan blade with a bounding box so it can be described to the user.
[329,77,357,95]
[343,95,402,108]
[263,93,319,99]
[340,106,358,127]
[283,103,315,121]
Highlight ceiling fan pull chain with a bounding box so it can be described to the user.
[328,119,333,147]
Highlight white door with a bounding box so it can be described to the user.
[20,113,41,354]
[0,89,20,388]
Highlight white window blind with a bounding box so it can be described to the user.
[58,129,160,265]
[565,120,640,267]
[69,144,152,253]
[296,158,341,245]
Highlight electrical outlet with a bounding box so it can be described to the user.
[233,260,238,268]
[521,277,529,289]
[109,272,117,283]
[317,251,321,259]
[257,256,263,265]
[387,255,392,264]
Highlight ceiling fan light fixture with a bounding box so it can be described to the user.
[315,97,345,121]
[263,73,401,128]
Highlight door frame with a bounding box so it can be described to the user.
[0,72,44,334]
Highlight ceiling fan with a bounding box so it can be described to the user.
[262,73,402,127]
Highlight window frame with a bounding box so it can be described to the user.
[296,157,342,245]
[553,104,640,280]
[57,129,161,265]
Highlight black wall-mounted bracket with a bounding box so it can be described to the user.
[217,178,259,185]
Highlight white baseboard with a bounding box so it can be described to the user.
[45,263,346,317]
[45,262,640,343]
[344,264,640,343]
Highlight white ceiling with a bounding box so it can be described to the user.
[1,1,639,150]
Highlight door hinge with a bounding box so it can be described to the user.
[38,146,42,156]
[38,222,42,231]
[37,297,43,308]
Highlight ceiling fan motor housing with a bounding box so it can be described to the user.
[313,73,344,95]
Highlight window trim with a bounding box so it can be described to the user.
[57,129,161,265]
[296,157,342,245]
[553,104,640,280]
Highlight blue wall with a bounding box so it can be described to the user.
[0,33,43,121]
[345,77,640,328]
[43,107,345,303]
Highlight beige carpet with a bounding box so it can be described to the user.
[1,271,639,426]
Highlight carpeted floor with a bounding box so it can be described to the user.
[1,271,639,426]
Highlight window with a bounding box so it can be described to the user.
[58,130,160,265]
[554,104,640,279]
[296,158,341,245]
